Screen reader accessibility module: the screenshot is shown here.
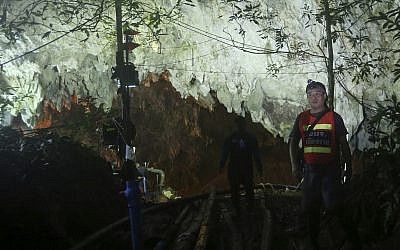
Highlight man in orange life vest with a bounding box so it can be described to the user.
[289,80,361,250]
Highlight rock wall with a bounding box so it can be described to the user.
[129,73,294,195]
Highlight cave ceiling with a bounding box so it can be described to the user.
[0,0,399,148]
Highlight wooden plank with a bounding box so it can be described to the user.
[260,192,273,250]
[194,190,216,250]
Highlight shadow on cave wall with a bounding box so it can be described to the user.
[128,73,295,196]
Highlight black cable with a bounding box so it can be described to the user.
[174,20,270,52]
[336,78,377,111]
[111,117,130,147]
[136,45,230,67]
[139,38,214,50]
[135,41,326,74]
[0,31,73,68]
[135,64,325,75]
[171,19,325,58]
[0,5,108,69]
[140,4,324,58]
[140,4,268,52]
[171,20,274,55]
[137,38,326,74]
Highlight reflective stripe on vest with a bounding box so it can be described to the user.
[303,124,332,131]
[303,147,332,154]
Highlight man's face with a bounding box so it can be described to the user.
[307,89,326,110]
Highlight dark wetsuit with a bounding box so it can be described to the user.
[220,131,262,212]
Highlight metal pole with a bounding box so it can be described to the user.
[115,1,141,249]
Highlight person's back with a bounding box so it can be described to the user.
[220,116,263,214]
[226,131,257,174]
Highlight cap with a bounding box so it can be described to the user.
[306,79,326,93]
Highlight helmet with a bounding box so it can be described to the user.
[306,79,326,93]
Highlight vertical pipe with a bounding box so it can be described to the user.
[115,1,141,250]
[124,181,141,250]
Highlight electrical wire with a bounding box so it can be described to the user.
[140,4,269,53]
[112,117,129,146]
[0,1,113,69]
[1,3,324,69]
[139,38,215,50]
[140,4,327,59]
[170,19,275,55]
[0,31,73,68]
[140,4,304,56]
[336,77,377,111]
[169,18,325,59]
[136,41,326,75]
[174,20,269,51]
[136,64,325,76]
[136,45,230,67]
[0,5,367,87]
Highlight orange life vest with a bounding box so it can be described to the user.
[299,110,336,165]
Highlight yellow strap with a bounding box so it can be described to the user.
[304,147,332,153]
[303,123,332,131]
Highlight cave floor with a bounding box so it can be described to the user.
[84,187,364,250]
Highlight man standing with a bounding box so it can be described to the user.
[289,80,361,250]
[220,116,263,215]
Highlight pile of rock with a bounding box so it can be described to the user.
[0,126,126,249]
